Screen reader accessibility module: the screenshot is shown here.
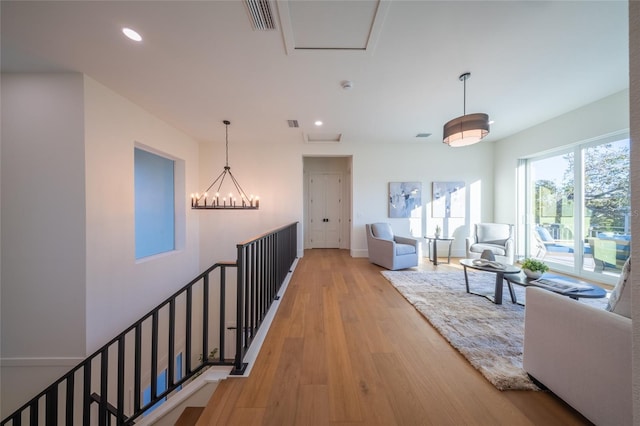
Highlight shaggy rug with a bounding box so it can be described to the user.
[381,270,607,391]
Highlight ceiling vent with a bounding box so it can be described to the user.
[416,133,432,138]
[245,0,276,30]
[287,119,299,128]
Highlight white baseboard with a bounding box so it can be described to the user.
[351,249,368,258]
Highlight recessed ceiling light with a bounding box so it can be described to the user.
[314,120,323,126]
[489,120,495,125]
[122,27,142,42]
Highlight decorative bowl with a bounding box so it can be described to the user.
[523,269,542,279]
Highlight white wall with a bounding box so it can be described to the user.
[349,140,495,258]
[196,131,305,266]
[197,134,495,262]
[1,73,87,415]
[629,1,639,423]
[83,76,200,352]
[0,74,203,417]
[493,89,630,228]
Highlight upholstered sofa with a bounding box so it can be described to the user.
[366,223,419,270]
[465,223,515,264]
[523,259,632,426]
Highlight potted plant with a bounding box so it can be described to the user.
[520,258,549,279]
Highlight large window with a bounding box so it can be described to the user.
[524,136,630,283]
[135,147,175,259]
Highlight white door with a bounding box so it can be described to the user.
[308,173,342,248]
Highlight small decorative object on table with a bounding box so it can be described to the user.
[480,249,495,261]
[435,225,441,238]
[520,258,549,279]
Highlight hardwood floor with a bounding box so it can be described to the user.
[196,249,591,426]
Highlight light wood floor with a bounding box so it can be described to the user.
[196,249,591,426]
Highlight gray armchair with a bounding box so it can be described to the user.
[465,223,515,265]
[366,223,419,270]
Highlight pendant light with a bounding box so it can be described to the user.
[191,120,259,209]
[443,72,490,147]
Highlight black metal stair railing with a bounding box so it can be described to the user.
[232,221,298,374]
[1,222,298,426]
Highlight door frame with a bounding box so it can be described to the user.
[302,156,353,251]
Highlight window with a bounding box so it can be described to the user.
[135,148,175,259]
[142,353,183,415]
[523,136,630,283]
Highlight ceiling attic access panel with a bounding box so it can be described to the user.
[277,0,390,54]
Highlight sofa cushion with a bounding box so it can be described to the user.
[395,243,416,256]
[476,223,511,245]
[607,256,631,318]
[371,223,394,240]
[469,243,507,256]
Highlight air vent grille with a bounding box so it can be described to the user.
[287,120,299,128]
[416,133,432,138]
[245,0,276,30]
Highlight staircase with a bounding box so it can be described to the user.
[1,223,298,426]
[175,407,204,426]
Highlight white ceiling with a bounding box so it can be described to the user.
[1,0,629,146]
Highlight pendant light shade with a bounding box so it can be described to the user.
[443,73,490,147]
[443,112,490,147]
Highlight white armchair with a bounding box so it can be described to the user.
[366,223,419,270]
[465,223,515,264]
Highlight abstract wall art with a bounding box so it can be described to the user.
[389,182,422,218]
[432,181,465,218]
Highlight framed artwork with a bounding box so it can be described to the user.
[432,181,465,218]
[389,182,422,218]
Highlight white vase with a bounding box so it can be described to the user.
[523,269,542,279]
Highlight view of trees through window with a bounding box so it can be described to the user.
[528,138,630,281]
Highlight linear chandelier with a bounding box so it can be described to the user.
[191,120,259,210]
[443,72,490,147]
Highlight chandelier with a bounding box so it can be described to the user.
[443,72,490,147]
[191,120,259,210]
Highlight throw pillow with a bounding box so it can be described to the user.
[606,256,631,318]
[371,223,394,240]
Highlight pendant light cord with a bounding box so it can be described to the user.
[225,122,230,167]
[462,75,466,116]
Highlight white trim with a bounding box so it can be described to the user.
[351,248,368,258]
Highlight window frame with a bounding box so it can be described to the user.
[519,130,630,285]
[134,143,186,262]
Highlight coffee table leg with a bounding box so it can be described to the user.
[506,279,517,303]
[494,272,503,305]
[463,266,470,293]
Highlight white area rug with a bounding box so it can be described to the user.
[381,270,608,391]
